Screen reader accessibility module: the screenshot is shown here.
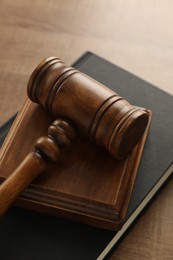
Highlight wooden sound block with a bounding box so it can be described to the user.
[0,99,151,231]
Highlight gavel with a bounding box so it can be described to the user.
[0,57,149,216]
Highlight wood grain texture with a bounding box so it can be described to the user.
[109,177,173,260]
[0,0,173,258]
[0,152,46,216]
[0,99,151,230]
[0,118,75,216]
[27,56,149,159]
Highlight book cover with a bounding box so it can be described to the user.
[0,52,172,260]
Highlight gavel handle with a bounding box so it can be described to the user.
[0,119,75,217]
[0,152,46,216]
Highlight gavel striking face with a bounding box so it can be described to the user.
[0,57,149,216]
[27,57,149,160]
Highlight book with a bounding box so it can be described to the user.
[0,52,172,260]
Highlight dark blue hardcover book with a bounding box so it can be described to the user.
[0,52,172,260]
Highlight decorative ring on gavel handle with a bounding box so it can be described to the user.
[0,119,75,216]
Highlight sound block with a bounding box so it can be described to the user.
[0,99,151,230]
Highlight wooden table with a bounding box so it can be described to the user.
[0,0,173,259]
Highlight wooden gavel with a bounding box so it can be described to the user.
[0,57,149,216]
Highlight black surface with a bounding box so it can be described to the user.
[0,52,172,260]
[0,114,17,147]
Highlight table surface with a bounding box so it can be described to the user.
[0,0,173,259]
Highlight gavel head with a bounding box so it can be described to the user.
[27,57,149,160]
